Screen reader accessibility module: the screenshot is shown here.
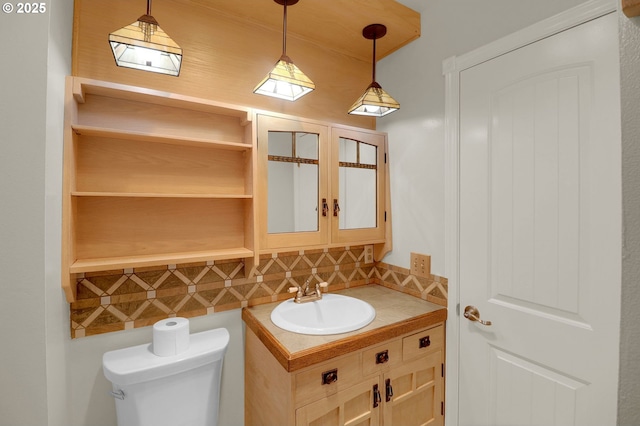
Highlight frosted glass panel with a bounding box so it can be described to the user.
[268,131,319,234]
[338,137,377,230]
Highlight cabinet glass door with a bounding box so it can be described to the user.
[257,114,329,250]
[331,127,386,245]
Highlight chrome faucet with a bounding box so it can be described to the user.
[289,278,329,303]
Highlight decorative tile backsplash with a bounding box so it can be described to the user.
[70,246,447,338]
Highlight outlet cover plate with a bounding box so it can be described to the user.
[410,253,431,278]
[364,245,374,264]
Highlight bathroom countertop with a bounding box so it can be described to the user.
[242,285,447,372]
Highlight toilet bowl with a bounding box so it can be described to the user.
[103,327,229,426]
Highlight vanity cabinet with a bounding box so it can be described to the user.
[61,77,256,302]
[245,323,445,426]
[257,113,389,254]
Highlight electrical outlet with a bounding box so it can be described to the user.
[364,245,374,264]
[410,252,431,278]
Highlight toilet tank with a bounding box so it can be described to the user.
[103,327,229,426]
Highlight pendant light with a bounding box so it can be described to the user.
[348,24,400,117]
[254,0,315,101]
[109,0,182,76]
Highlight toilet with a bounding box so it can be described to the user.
[103,327,229,426]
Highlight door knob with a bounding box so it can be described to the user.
[464,305,492,326]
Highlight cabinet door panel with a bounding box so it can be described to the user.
[257,114,329,250]
[296,377,381,426]
[330,127,386,245]
[384,351,443,426]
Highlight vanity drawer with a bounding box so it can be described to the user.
[362,338,402,376]
[294,351,362,408]
[402,324,444,361]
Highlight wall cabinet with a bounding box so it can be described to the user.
[61,77,256,302]
[245,323,445,426]
[61,78,392,302]
[257,113,390,255]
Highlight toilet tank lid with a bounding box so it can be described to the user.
[102,327,230,386]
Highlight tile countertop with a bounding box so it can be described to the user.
[241,285,447,372]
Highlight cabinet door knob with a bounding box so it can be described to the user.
[333,199,340,217]
[419,335,431,348]
[375,350,389,364]
[321,368,338,385]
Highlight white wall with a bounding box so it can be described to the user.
[0,1,54,424]
[617,11,640,426]
[44,1,74,424]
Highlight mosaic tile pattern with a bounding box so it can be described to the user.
[374,261,448,306]
[69,246,448,338]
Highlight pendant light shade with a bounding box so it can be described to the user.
[348,24,399,117]
[109,0,182,76]
[254,0,315,101]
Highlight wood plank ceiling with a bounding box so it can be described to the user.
[181,0,421,62]
[72,0,420,127]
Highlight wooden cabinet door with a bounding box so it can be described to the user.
[257,114,330,251]
[382,351,443,426]
[296,377,381,426]
[330,126,387,246]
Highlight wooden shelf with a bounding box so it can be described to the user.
[72,125,252,151]
[72,77,253,124]
[62,76,258,302]
[71,191,252,199]
[70,248,255,273]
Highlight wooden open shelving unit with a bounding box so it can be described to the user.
[61,77,256,302]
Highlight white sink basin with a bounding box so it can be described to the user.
[270,294,376,335]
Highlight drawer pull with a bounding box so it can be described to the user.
[321,368,338,385]
[375,350,389,364]
[385,378,394,402]
[373,384,381,408]
[419,335,431,348]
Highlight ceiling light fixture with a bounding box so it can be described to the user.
[108,0,183,76]
[348,24,400,117]
[254,0,315,101]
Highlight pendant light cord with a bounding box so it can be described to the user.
[371,36,377,83]
[147,0,152,15]
[282,0,288,56]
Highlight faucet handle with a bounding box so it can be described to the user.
[288,287,300,294]
[317,282,329,296]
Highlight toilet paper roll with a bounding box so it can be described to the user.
[152,317,190,357]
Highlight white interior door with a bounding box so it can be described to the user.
[458,12,621,426]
